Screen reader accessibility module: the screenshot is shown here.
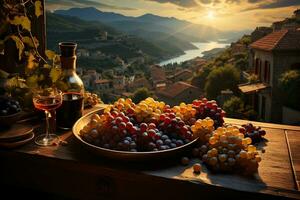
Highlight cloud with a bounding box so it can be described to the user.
[242,0,300,11]
[258,0,300,9]
[146,0,198,7]
[45,0,136,10]
[199,0,221,4]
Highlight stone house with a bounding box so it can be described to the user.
[127,77,152,91]
[156,81,203,106]
[240,29,300,123]
[167,69,193,83]
[150,65,167,89]
[94,79,112,92]
[113,75,126,90]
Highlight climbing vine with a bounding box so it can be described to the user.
[0,0,61,108]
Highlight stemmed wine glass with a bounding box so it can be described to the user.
[32,87,63,146]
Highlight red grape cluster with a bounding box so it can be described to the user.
[192,98,226,128]
[239,123,266,143]
[80,106,193,152]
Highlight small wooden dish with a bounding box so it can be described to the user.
[0,124,33,142]
[0,132,34,149]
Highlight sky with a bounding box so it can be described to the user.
[45,0,300,31]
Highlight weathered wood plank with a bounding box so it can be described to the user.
[225,118,300,131]
[146,128,296,194]
[286,130,300,190]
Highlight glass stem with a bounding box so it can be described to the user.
[45,110,51,139]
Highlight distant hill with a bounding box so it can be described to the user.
[46,12,188,60]
[55,7,135,23]
[54,7,223,42]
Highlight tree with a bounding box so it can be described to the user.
[205,64,240,99]
[223,96,244,118]
[223,96,258,120]
[278,69,300,110]
[191,65,212,89]
[132,87,152,104]
[239,35,252,46]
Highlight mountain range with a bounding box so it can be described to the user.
[54,7,250,43]
[46,12,191,61]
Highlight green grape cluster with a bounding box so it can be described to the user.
[200,126,261,174]
[84,92,103,107]
[191,118,215,142]
[172,102,197,123]
[134,97,166,123]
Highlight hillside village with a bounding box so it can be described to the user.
[76,9,300,124]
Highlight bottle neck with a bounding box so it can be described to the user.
[60,56,76,70]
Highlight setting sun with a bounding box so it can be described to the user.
[207,11,215,20]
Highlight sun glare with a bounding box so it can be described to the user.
[207,11,215,20]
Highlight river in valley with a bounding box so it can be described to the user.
[159,42,229,66]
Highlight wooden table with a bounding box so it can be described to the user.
[0,107,300,199]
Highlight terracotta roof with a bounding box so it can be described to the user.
[238,82,269,94]
[122,92,133,97]
[174,69,192,76]
[150,65,166,82]
[94,79,111,84]
[129,77,151,88]
[250,29,300,51]
[157,81,198,98]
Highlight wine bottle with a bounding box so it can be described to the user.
[56,42,85,130]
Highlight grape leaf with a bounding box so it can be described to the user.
[50,67,61,83]
[22,36,39,48]
[0,69,9,79]
[10,16,31,32]
[43,63,51,68]
[35,1,43,18]
[5,77,28,89]
[45,49,56,60]
[26,74,39,88]
[11,35,24,60]
[26,52,38,71]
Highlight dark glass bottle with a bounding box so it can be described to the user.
[56,42,84,130]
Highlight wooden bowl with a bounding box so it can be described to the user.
[73,108,198,161]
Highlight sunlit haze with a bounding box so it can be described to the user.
[46,0,300,31]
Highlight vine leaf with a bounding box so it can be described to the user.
[10,16,31,32]
[22,36,39,48]
[26,74,39,88]
[11,35,24,60]
[5,77,28,89]
[26,52,38,72]
[50,67,62,83]
[35,1,43,18]
[45,49,56,60]
[0,69,9,79]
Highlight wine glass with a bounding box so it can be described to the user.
[32,88,63,146]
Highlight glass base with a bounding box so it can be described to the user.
[35,134,59,146]
[57,126,71,130]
